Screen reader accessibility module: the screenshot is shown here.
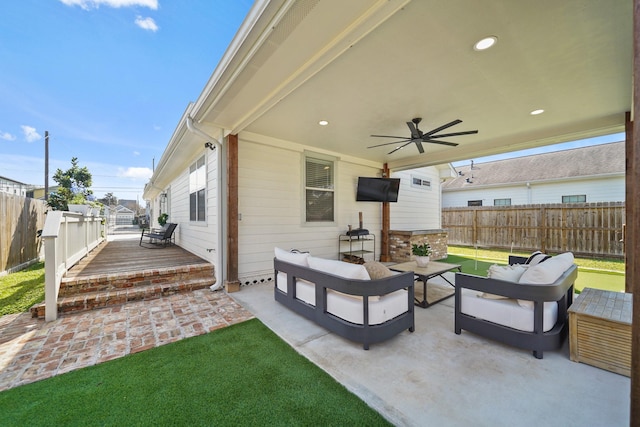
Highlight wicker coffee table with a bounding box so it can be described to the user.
[568,287,632,376]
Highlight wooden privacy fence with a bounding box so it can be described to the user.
[442,202,626,258]
[0,193,47,273]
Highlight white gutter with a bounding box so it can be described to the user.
[186,115,226,290]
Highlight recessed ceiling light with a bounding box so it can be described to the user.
[318,120,329,126]
[473,36,497,51]
[530,109,545,115]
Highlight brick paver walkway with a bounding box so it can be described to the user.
[0,289,254,392]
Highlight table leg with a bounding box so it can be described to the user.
[414,269,459,308]
[414,275,428,308]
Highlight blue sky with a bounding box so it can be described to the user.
[0,0,252,202]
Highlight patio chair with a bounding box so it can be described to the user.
[140,223,177,247]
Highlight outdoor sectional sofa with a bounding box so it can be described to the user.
[273,248,415,349]
[454,252,577,359]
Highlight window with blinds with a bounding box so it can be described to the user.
[494,198,511,206]
[305,156,334,222]
[189,156,206,221]
[562,194,586,203]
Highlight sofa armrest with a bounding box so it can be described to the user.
[274,258,414,297]
[455,264,577,303]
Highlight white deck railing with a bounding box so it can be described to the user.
[41,211,105,321]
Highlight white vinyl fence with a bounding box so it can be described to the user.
[41,211,105,321]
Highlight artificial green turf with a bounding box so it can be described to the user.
[443,250,625,293]
[442,254,492,277]
[447,245,624,273]
[0,261,44,315]
[0,319,391,426]
[571,269,625,293]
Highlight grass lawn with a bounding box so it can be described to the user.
[0,319,391,426]
[445,246,625,293]
[0,261,44,316]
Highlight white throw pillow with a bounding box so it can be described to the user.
[487,264,527,282]
[517,252,574,308]
[274,247,309,267]
[481,264,528,299]
[308,256,371,280]
[519,252,574,285]
[525,251,551,266]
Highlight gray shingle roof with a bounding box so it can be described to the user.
[442,141,624,190]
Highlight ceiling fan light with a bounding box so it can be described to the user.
[318,120,329,126]
[474,36,497,51]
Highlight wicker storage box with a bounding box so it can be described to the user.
[568,288,632,377]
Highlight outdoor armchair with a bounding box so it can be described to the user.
[140,223,177,247]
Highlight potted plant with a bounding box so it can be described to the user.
[88,201,103,217]
[67,194,90,215]
[158,213,169,228]
[411,242,432,267]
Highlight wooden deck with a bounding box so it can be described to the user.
[66,237,210,278]
[31,236,215,318]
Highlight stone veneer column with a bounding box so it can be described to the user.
[388,229,448,263]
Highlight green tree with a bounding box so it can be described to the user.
[99,192,118,207]
[47,157,93,211]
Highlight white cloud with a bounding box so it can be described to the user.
[59,0,158,10]
[21,125,41,143]
[135,16,158,32]
[0,131,16,141]
[133,151,140,156]
[118,166,153,180]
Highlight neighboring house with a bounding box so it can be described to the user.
[114,205,135,226]
[27,185,60,200]
[442,142,625,207]
[0,176,31,197]
[142,1,630,294]
[118,199,141,214]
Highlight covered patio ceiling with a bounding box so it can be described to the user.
[186,0,632,171]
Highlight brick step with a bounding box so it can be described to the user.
[59,264,214,296]
[30,277,214,318]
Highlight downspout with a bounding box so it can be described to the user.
[186,115,226,290]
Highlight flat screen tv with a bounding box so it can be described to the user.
[356,177,400,202]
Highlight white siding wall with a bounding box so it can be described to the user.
[236,136,445,282]
[390,168,442,230]
[237,137,382,279]
[166,149,219,264]
[442,176,625,207]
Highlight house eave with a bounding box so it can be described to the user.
[442,172,626,193]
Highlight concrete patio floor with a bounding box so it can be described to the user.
[230,276,630,427]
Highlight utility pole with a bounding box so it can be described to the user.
[44,131,49,201]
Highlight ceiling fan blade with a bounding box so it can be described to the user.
[367,139,411,148]
[370,134,409,139]
[406,121,420,139]
[388,141,413,155]
[429,129,478,139]
[415,141,425,153]
[424,139,459,147]
[424,119,462,137]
